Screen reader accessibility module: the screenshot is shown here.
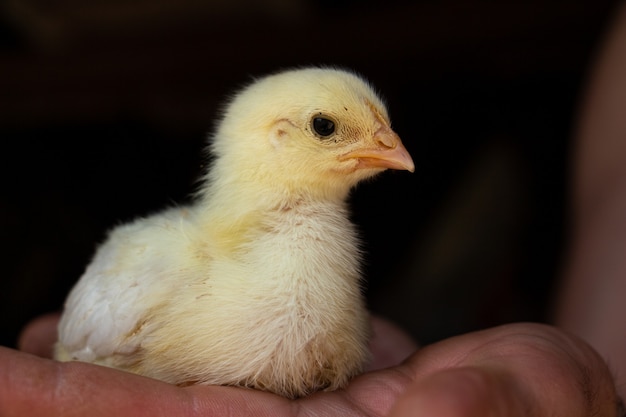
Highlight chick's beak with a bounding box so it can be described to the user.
[339,126,415,172]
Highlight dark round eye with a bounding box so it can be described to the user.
[312,117,336,137]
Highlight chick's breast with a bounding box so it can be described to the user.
[130,202,370,398]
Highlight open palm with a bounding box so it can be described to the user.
[1,314,618,417]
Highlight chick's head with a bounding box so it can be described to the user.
[210,67,414,201]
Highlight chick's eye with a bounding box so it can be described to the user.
[312,117,336,137]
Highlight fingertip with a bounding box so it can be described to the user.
[18,313,60,358]
[368,315,419,371]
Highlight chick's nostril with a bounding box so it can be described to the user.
[374,129,400,149]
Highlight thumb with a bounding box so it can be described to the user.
[387,367,528,417]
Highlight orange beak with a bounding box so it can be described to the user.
[339,126,415,172]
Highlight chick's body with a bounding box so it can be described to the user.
[55,67,414,398]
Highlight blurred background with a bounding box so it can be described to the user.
[0,0,620,349]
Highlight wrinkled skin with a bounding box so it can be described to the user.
[0,314,618,417]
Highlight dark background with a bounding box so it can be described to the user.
[0,0,620,349]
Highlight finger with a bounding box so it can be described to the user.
[0,347,294,417]
[387,367,529,417]
[0,346,414,417]
[395,323,619,417]
[367,315,419,371]
[17,313,60,358]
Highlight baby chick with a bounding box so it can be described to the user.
[55,66,414,399]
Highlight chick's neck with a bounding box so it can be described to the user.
[192,160,353,240]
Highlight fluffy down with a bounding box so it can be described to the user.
[55,66,414,398]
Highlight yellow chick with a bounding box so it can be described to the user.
[54,67,414,399]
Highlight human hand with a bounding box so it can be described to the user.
[1,315,619,417]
